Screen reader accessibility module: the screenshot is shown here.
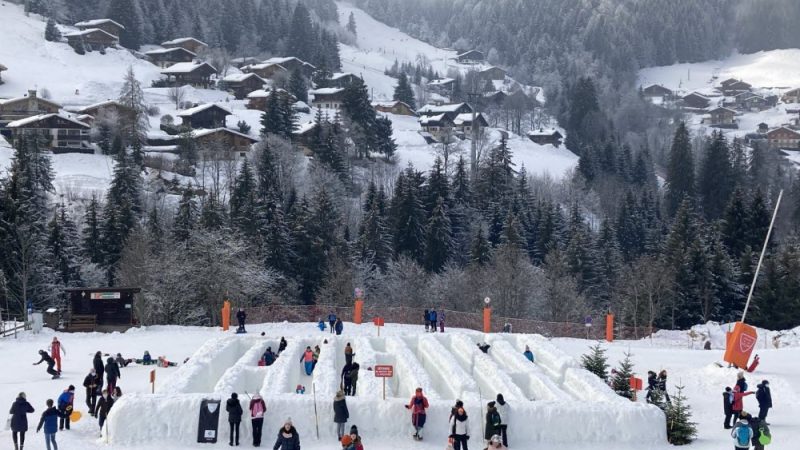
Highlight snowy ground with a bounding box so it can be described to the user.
[1,321,796,450]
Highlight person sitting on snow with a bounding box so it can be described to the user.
[523,346,534,363]
[262,347,277,366]
[477,343,491,354]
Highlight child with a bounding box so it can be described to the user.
[723,387,734,429]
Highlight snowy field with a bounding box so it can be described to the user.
[1,321,797,450]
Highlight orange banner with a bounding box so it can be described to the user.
[605,314,614,342]
[483,307,491,333]
[354,299,364,325]
[724,321,758,369]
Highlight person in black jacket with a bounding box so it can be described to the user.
[756,380,772,421]
[226,392,243,446]
[104,357,121,393]
[341,363,354,396]
[484,401,501,447]
[83,369,101,417]
[278,337,287,355]
[273,418,300,450]
[658,370,671,405]
[723,386,734,429]
[96,389,114,430]
[9,392,34,450]
[33,350,59,379]
[93,351,105,389]
[236,308,247,333]
[333,390,349,440]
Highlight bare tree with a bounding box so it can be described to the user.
[432,127,463,174]
[168,85,186,109]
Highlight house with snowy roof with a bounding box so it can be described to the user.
[781,88,800,104]
[427,78,455,95]
[329,72,360,88]
[478,66,507,82]
[419,113,455,141]
[718,79,752,96]
[707,107,737,128]
[246,88,297,111]
[0,90,61,126]
[417,102,473,117]
[69,100,136,125]
[262,57,316,77]
[453,112,488,135]
[221,73,266,99]
[74,18,125,37]
[767,126,800,149]
[455,50,485,64]
[5,113,91,153]
[527,128,563,147]
[144,47,196,68]
[241,62,288,81]
[147,128,257,159]
[641,84,673,103]
[681,92,711,110]
[175,103,231,130]
[65,28,118,51]
[161,62,217,88]
[231,57,259,69]
[309,88,346,110]
[373,101,415,116]
[162,37,208,54]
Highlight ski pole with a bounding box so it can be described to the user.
[313,382,320,440]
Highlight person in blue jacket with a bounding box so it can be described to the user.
[10,392,35,450]
[56,385,75,431]
[263,347,277,366]
[523,345,534,363]
[36,398,65,450]
[429,309,438,333]
[334,318,344,335]
[318,319,326,331]
[328,313,337,334]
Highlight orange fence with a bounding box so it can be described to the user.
[237,304,654,340]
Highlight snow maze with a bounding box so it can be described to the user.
[107,332,666,445]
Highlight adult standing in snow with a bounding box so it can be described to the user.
[56,385,75,431]
[226,392,243,446]
[424,310,430,331]
[748,414,770,450]
[344,343,354,366]
[250,393,267,447]
[732,385,754,419]
[349,363,360,396]
[736,371,748,392]
[278,337,288,355]
[658,370,671,404]
[341,363,354,396]
[334,318,344,335]
[93,351,105,387]
[439,309,446,332]
[732,417,752,450]
[33,350,59,379]
[300,346,315,376]
[523,346,534,363]
[105,357,121,394]
[484,401,502,448]
[405,387,429,440]
[328,313,337,334]
[83,369,100,417]
[96,389,114,430]
[645,371,658,403]
[723,386,735,429]
[312,345,321,371]
[496,394,509,447]
[36,398,64,450]
[333,390,349,440]
[236,308,247,333]
[449,405,470,450]
[48,337,65,373]
[9,392,34,450]
[429,309,438,333]
[272,418,300,450]
[756,380,772,421]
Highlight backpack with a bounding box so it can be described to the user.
[759,424,771,445]
[736,425,752,447]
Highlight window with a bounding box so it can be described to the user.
[239,152,246,158]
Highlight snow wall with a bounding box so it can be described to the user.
[107,333,666,446]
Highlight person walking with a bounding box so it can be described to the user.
[263,347,277,366]
[328,313,337,334]
[449,405,470,450]
[723,387,735,429]
[236,308,247,333]
[36,399,64,450]
[333,390,349,440]
[749,414,770,450]
[312,345,321,371]
[300,346,315,376]
[83,369,100,417]
[96,389,114,430]
[732,417,752,450]
[93,351,105,388]
[48,337,65,373]
[732,385,754,419]
[405,387,429,440]
[249,393,266,447]
[278,337,287,355]
[439,309,446,332]
[56,385,75,431]
[496,394,509,447]
[429,309,438,333]
[33,350,59,379]
[341,363,354,396]
[658,370,671,404]
[334,318,344,335]
[484,401,502,448]
[272,418,300,450]
[344,343,354,366]
[349,363,360,396]
[9,392,34,450]
[226,392,243,446]
[756,380,772,421]
[105,357,121,394]
[424,310,430,332]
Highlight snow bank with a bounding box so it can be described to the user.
[647,321,800,350]
[157,336,245,393]
[486,335,574,401]
[385,336,440,400]
[417,335,480,401]
[447,334,526,402]
[262,341,304,396]
[351,336,390,399]
[511,334,579,383]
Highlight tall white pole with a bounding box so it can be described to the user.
[741,190,783,323]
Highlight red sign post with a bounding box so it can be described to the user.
[374,365,393,400]
[373,317,385,336]
[149,369,156,393]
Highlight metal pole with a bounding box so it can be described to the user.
[741,189,783,323]
[467,92,480,180]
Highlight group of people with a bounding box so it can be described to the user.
[644,369,671,404]
[725,371,773,450]
[333,390,365,449]
[423,309,445,332]
[320,313,345,335]
[341,343,360,396]
[260,337,288,367]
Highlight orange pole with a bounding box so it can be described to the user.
[222,300,231,331]
[354,299,363,325]
[483,306,491,333]
[605,313,614,342]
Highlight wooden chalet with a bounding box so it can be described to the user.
[782,88,800,104]
[527,128,563,147]
[707,107,737,128]
[0,63,7,84]
[681,92,711,109]
[309,88,346,110]
[64,287,141,332]
[5,113,91,154]
[373,101,415,116]
[484,91,508,105]
[176,103,231,129]
[74,18,125,37]
[427,78,454,95]
[738,94,769,111]
[455,50,485,64]
[0,90,61,126]
[417,102,473,117]
[161,62,217,88]
[642,84,673,102]
[329,72,360,88]
[241,62,289,81]
[161,37,208,54]
[192,128,259,158]
[478,66,507,81]
[767,126,800,149]
[262,57,316,77]
[69,100,136,125]
[293,121,318,154]
[231,57,259,68]
[64,28,118,51]
[221,73,266,99]
[419,113,455,141]
[719,79,752,95]
[246,88,297,111]
[144,47,196,68]
[453,112,488,135]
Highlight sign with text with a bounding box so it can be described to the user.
[91,292,121,300]
[374,365,393,378]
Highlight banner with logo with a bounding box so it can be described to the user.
[723,321,758,369]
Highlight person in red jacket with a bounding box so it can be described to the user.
[249,393,266,447]
[732,385,754,419]
[405,387,429,441]
[48,337,65,373]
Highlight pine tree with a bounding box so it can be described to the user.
[45,17,61,42]
[665,385,698,445]
[451,155,472,206]
[698,132,733,220]
[721,188,750,257]
[287,3,314,62]
[424,196,452,272]
[229,158,259,237]
[581,342,609,381]
[611,351,636,400]
[665,122,695,217]
[82,195,102,263]
[108,0,142,49]
[288,70,308,103]
[173,185,198,242]
[390,167,427,263]
[346,11,357,36]
[393,72,416,109]
[359,191,393,271]
[469,223,491,266]
[47,205,83,287]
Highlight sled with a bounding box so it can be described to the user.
[70,410,82,422]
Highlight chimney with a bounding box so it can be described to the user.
[27,89,39,113]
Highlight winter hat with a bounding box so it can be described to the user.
[349,425,359,435]
[18,392,26,399]
[341,435,353,445]
[68,385,75,391]
[231,392,238,399]
[488,401,496,408]
[725,386,731,392]
[490,434,502,444]
[762,380,769,386]
[454,400,464,409]
[496,393,505,404]
[336,390,345,399]
[737,371,745,379]
[285,417,293,426]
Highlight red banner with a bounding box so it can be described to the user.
[724,322,758,369]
